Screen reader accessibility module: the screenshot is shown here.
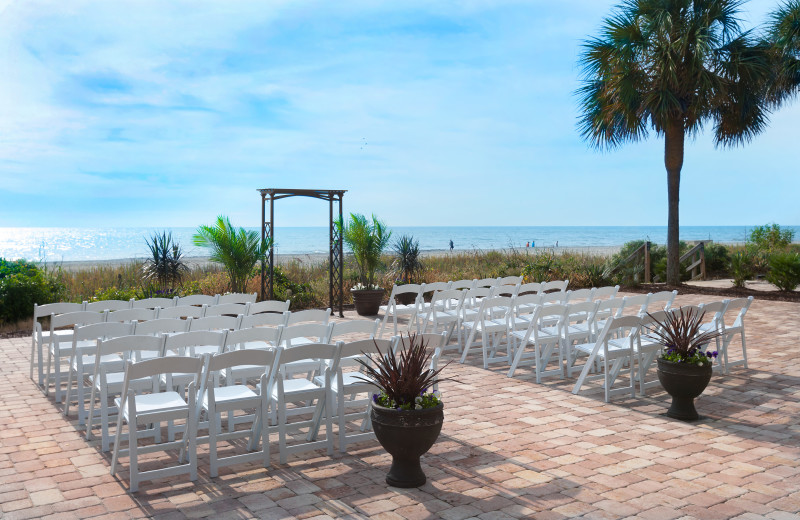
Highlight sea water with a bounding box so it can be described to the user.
[1,226,794,263]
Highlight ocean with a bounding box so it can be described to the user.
[1,226,793,263]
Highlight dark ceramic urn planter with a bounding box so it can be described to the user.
[352,288,384,316]
[657,358,712,421]
[370,402,444,488]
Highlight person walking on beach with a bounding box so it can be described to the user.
[449,239,454,252]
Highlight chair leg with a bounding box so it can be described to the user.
[110,410,125,476]
[260,398,270,468]
[209,408,219,478]
[338,391,346,453]
[740,330,748,369]
[129,420,139,493]
[188,400,197,483]
[325,390,334,457]
[278,399,287,465]
[101,390,111,452]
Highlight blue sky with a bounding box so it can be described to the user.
[0,0,797,229]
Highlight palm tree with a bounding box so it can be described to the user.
[193,216,271,293]
[766,0,800,104]
[339,213,391,289]
[577,0,773,285]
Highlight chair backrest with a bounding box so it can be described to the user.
[474,278,498,289]
[698,301,727,329]
[640,310,670,337]
[393,331,447,352]
[176,294,218,307]
[107,308,158,323]
[449,279,475,291]
[535,303,568,326]
[593,285,620,300]
[539,280,568,294]
[34,302,85,321]
[462,287,494,309]
[497,275,523,286]
[540,291,566,305]
[188,315,240,332]
[165,330,227,356]
[390,283,424,298]
[205,348,278,393]
[566,288,595,303]
[132,318,189,336]
[595,297,624,320]
[471,296,513,327]
[594,315,641,354]
[217,292,257,305]
[73,322,135,344]
[247,300,290,315]
[645,290,678,313]
[328,319,379,341]
[85,299,132,312]
[721,296,753,328]
[96,334,164,362]
[131,297,176,309]
[275,342,341,372]
[430,289,465,310]
[240,311,289,329]
[157,305,206,320]
[565,301,599,324]
[421,282,451,300]
[52,310,106,329]
[224,326,282,351]
[281,323,334,347]
[511,293,541,315]
[517,282,542,295]
[204,302,248,318]
[338,338,393,368]
[493,284,519,298]
[617,294,650,317]
[286,308,331,326]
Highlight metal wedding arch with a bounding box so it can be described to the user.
[258,189,346,317]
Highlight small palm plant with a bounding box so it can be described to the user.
[647,308,721,367]
[339,213,391,290]
[391,234,423,284]
[193,216,271,293]
[355,334,445,410]
[142,231,188,295]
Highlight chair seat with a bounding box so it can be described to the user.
[116,392,188,420]
[313,372,370,392]
[271,378,323,397]
[379,304,416,314]
[203,385,257,408]
[574,340,629,356]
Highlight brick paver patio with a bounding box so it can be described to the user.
[1,292,799,519]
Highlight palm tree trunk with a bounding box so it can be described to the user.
[664,120,684,286]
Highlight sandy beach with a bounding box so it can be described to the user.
[49,245,623,272]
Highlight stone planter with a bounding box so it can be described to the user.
[352,288,384,316]
[657,358,712,421]
[370,402,444,488]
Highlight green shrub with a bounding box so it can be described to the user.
[702,243,730,277]
[766,252,800,291]
[749,223,795,254]
[730,251,755,288]
[272,266,319,309]
[92,286,138,302]
[0,267,66,325]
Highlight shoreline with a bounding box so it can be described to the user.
[46,245,625,272]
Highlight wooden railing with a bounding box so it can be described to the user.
[610,241,651,283]
[680,242,707,281]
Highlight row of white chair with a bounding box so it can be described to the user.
[380,278,572,337]
[65,328,444,492]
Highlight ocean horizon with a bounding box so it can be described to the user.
[2,225,796,263]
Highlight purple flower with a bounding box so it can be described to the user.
[372,394,378,403]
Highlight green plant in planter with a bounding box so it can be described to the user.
[142,231,189,294]
[391,234,423,284]
[338,213,391,290]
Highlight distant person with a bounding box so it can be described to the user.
[526,241,530,248]
[532,241,535,248]
[449,239,454,251]
[556,241,558,248]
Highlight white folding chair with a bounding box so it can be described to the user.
[508,304,568,380]
[110,355,204,492]
[189,315,241,332]
[416,282,453,317]
[561,301,601,378]
[158,305,206,320]
[286,308,331,326]
[592,285,620,300]
[461,296,513,368]
[539,280,569,294]
[85,299,132,312]
[717,297,753,373]
[571,316,640,402]
[421,289,465,348]
[517,282,542,295]
[329,319,380,343]
[132,318,189,337]
[268,342,341,463]
[636,310,670,395]
[199,348,277,477]
[379,284,423,337]
[616,294,650,317]
[87,335,165,452]
[474,278,498,289]
[247,300,290,315]
[64,321,134,425]
[31,302,85,385]
[217,292,257,305]
[176,294,218,307]
[321,338,392,452]
[449,279,476,291]
[46,310,107,402]
[644,290,678,314]
[281,323,334,348]
[592,297,625,337]
[565,288,595,303]
[205,303,248,318]
[107,308,158,323]
[131,297,176,310]
[240,311,289,329]
[497,275,523,286]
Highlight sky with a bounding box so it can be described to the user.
[0,0,797,229]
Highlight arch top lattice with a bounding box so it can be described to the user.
[258,188,347,317]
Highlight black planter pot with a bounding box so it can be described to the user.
[657,358,712,421]
[352,288,384,316]
[370,402,444,488]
